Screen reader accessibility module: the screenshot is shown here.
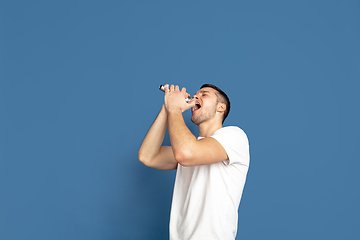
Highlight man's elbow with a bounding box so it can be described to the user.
[138,151,150,166]
[173,150,194,166]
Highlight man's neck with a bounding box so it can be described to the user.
[198,119,223,137]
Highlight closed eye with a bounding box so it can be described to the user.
[200,90,209,96]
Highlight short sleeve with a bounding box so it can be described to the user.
[210,126,250,166]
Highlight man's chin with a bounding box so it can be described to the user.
[191,116,202,125]
[191,116,197,124]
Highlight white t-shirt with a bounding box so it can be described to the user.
[169,126,250,240]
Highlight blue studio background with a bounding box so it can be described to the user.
[1,1,359,239]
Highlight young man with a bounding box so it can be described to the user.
[138,84,250,240]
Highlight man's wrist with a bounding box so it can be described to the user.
[167,108,183,115]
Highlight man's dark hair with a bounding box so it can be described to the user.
[200,84,230,123]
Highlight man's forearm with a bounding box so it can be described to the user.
[167,111,197,162]
[138,105,168,163]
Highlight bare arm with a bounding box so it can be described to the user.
[165,85,228,166]
[167,111,228,166]
[138,104,178,170]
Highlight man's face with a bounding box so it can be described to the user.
[191,87,219,125]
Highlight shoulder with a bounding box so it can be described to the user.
[210,126,249,166]
[211,126,249,151]
[212,126,248,141]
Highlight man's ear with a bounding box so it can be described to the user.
[217,102,226,114]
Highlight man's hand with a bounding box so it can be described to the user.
[163,84,195,113]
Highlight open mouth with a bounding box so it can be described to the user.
[193,102,201,111]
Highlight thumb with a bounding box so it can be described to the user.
[185,98,196,110]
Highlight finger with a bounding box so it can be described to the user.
[170,85,175,92]
[186,98,196,109]
[181,87,190,97]
[163,84,170,92]
[182,88,191,99]
[174,85,180,92]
